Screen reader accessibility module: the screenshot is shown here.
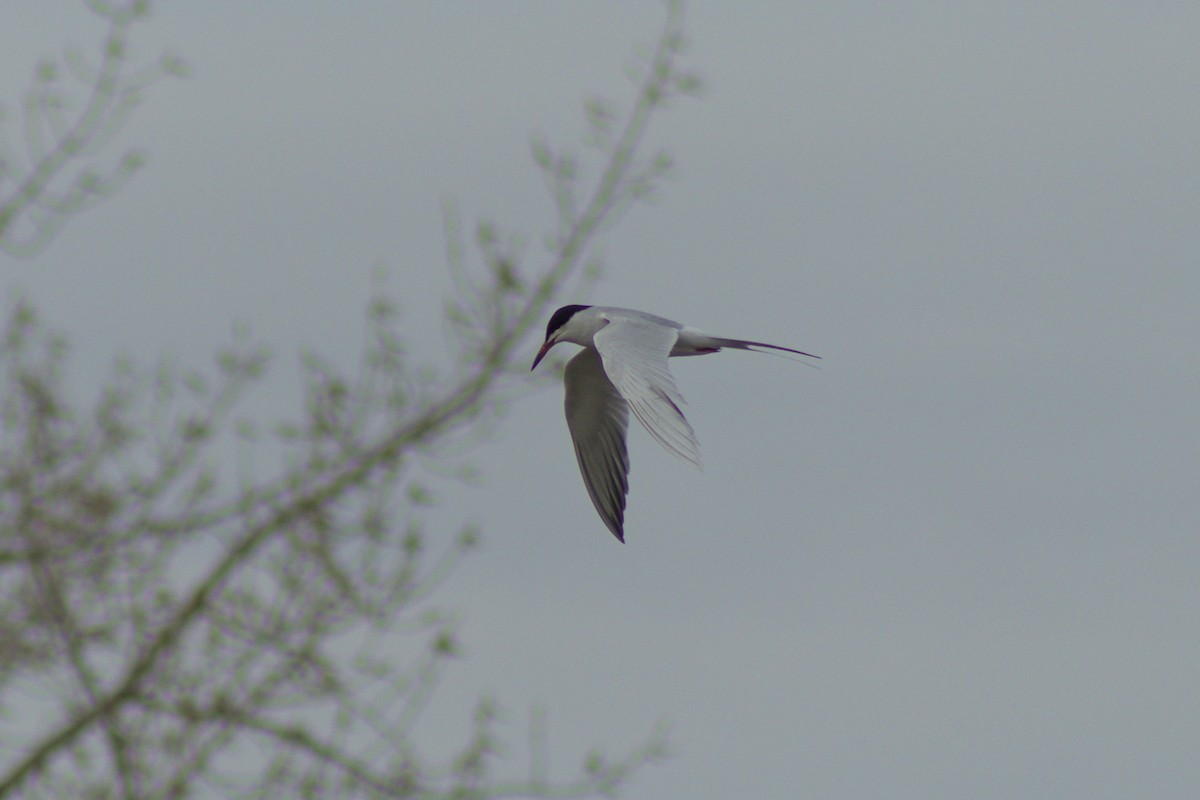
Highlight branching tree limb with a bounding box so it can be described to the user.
[0,3,698,799]
[0,0,185,258]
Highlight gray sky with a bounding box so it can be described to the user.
[5,3,1199,798]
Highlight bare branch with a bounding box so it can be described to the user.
[0,4,696,799]
[0,0,185,258]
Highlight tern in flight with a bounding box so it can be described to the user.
[531,305,819,542]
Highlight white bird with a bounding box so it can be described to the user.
[531,305,819,542]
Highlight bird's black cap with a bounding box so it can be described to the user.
[544,304,591,339]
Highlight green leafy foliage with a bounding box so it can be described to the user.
[0,3,695,798]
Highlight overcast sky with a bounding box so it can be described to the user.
[5,3,1199,798]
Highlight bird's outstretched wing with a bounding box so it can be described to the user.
[564,347,631,542]
[593,316,703,468]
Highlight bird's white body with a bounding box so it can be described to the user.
[532,305,818,542]
[542,305,729,357]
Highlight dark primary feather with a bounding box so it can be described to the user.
[563,346,630,542]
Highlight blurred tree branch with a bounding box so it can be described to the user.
[0,0,186,258]
[0,2,697,798]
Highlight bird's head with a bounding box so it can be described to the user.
[531,304,592,370]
